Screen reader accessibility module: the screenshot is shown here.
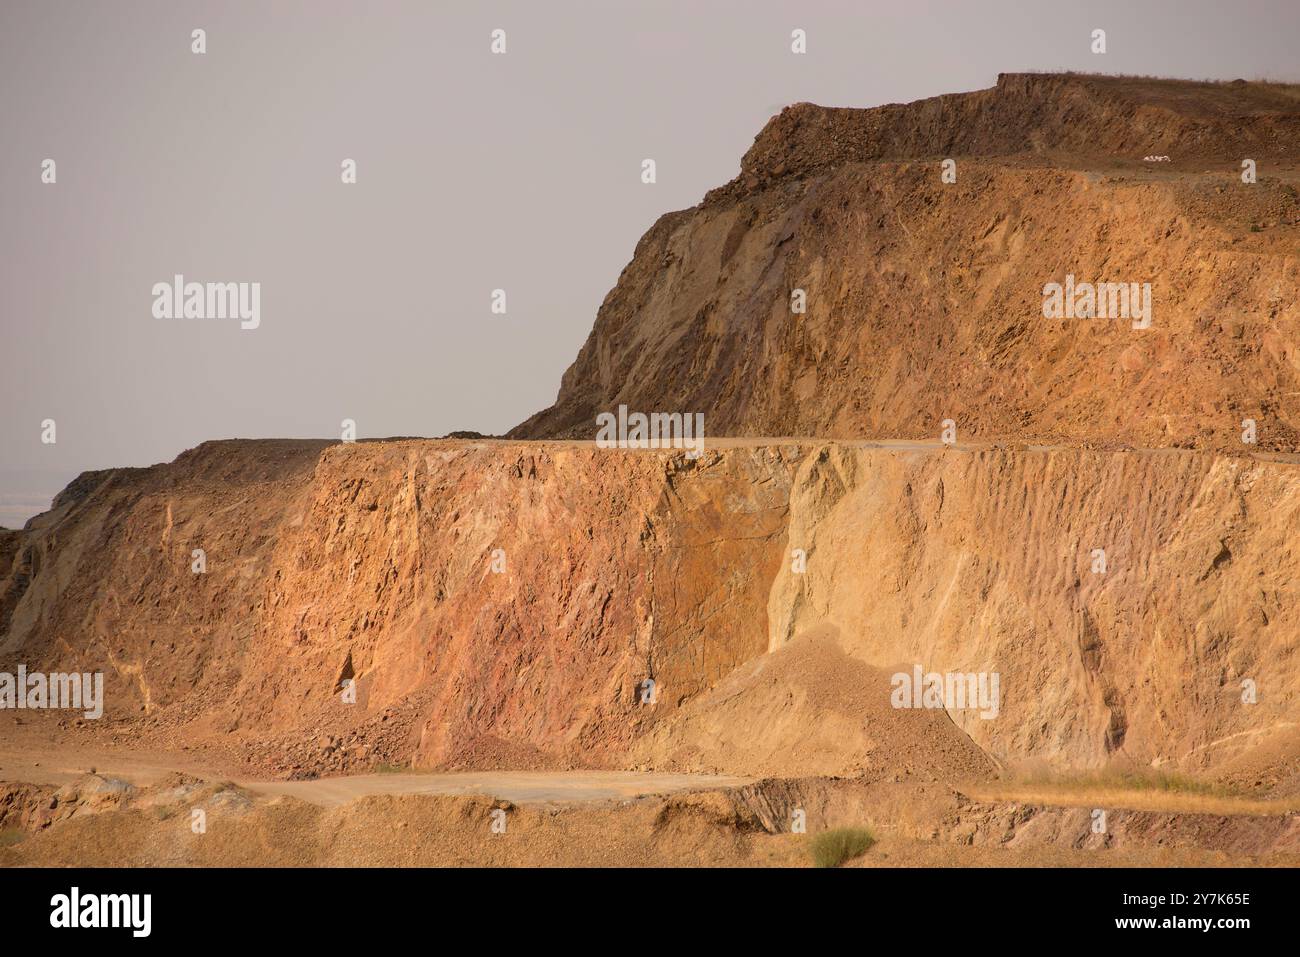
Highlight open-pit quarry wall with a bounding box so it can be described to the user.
[3,438,1297,785]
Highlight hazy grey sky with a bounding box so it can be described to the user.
[3,0,1298,525]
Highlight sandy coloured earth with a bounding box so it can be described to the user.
[4,73,1300,867]
[3,730,1296,867]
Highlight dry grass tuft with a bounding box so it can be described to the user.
[809,827,876,868]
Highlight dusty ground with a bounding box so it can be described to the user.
[2,749,1295,867]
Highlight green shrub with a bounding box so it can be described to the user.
[809,827,876,868]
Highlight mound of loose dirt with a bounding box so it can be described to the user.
[633,625,999,780]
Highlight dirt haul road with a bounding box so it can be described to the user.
[239,770,752,806]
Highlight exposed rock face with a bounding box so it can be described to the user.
[510,74,1300,451]
[3,439,1298,786]
[240,440,794,769]
[0,441,796,773]
[759,444,1300,775]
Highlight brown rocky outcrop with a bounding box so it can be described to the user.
[510,74,1300,452]
[3,439,1298,788]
